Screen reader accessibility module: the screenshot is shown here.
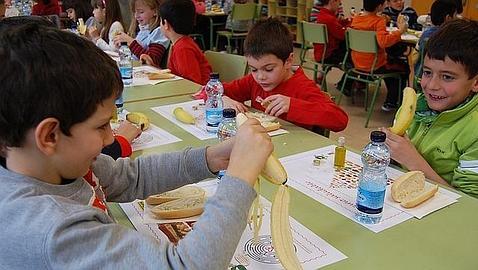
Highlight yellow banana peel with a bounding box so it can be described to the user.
[126,112,150,131]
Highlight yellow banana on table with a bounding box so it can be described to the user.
[236,113,303,270]
[390,87,418,136]
[126,112,150,131]
[173,107,195,124]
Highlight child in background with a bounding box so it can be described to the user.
[383,0,421,30]
[62,0,95,29]
[383,19,478,198]
[31,0,61,15]
[223,18,348,132]
[88,0,125,52]
[350,0,408,111]
[0,22,273,269]
[159,0,212,84]
[223,0,251,32]
[414,0,457,76]
[114,0,169,68]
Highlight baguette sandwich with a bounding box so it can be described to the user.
[391,171,439,208]
[146,186,205,205]
[150,196,206,219]
[245,111,281,132]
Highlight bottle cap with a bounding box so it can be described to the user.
[370,131,386,143]
[222,108,236,118]
[209,72,219,79]
[337,136,345,146]
[120,41,127,46]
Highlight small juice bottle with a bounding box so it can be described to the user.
[334,137,346,169]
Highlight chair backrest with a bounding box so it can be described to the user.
[345,28,379,72]
[301,21,328,63]
[231,3,257,21]
[204,50,248,82]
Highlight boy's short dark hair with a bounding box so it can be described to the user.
[430,0,457,26]
[243,18,293,62]
[363,0,385,12]
[426,19,478,79]
[159,0,195,35]
[0,23,122,152]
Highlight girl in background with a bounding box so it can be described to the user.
[88,0,125,52]
[62,0,95,29]
[114,0,169,67]
[31,0,60,15]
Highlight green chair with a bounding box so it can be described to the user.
[189,33,206,50]
[204,50,248,82]
[336,29,406,127]
[299,21,341,92]
[215,3,257,54]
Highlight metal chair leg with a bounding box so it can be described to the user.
[336,73,349,105]
[365,80,382,128]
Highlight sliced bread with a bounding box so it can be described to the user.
[150,196,206,219]
[391,171,438,208]
[145,186,206,205]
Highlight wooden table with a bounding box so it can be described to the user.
[123,78,201,104]
[112,93,478,269]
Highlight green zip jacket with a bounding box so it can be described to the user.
[408,93,478,198]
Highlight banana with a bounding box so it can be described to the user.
[271,185,303,270]
[173,107,195,124]
[236,113,287,185]
[390,87,417,136]
[126,112,150,131]
[237,112,301,269]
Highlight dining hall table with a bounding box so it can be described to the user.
[109,79,478,269]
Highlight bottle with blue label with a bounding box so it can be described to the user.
[216,108,237,181]
[115,93,124,121]
[355,131,390,224]
[118,42,133,86]
[205,72,224,133]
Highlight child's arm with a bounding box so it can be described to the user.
[94,22,124,52]
[222,74,256,103]
[129,28,170,68]
[375,17,405,49]
[382,129,450,186]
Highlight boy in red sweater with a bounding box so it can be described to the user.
[159,0,212,85]
[350,0,408,111]
[223,18,348,132]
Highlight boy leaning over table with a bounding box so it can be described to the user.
[383,19,478,198]
[221,17,349,133]
[0,23,274,269]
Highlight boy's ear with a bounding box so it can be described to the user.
[34,118,62,156]
[284,52,294,68]
[472,75,478,93]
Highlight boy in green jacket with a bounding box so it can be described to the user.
[384,19,478,198]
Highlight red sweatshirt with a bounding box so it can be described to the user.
[223,67,348,132]
[350,14,402,71]
[168,36,212,85]
[313,7,348,61]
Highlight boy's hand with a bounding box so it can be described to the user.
[263,94,290,117]
[223,96,248,113]
[140,54,154,66]
[227,119,273,186]
[381,128,420,169]
[116,121,142,143]
[113,32,134,47]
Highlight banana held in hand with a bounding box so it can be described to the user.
[236,113,287,185]
[173,107,195,124]
[237,112,301,269]
[126,112,150,131]
[390,87,417,136]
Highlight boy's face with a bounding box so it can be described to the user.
[246,53,293,92]
[134,0,156,26]
[54,96,116,179]
[421,56,478,112]
[388,0,404,11]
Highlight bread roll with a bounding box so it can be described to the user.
[391,171,438,208]
[245,111,281,132]
[150,196,206,219]
[146,186,205,205]
[147,72,175,80]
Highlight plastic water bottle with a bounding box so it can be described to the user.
[205,0,212,12]
[118,42,133,86]
[355,131,390,224]
[115,93,124,120]
[217,108,237,141]
[205,72,224,133]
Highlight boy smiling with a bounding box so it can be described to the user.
[384,19,478,198]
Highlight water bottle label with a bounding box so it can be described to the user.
[206,108,223,128]
[120,66,132,79]
[356,187,385,214]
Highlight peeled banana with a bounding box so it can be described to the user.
[237,113,302,270]
[390,87,417,136]
[126,112,150,131]
[173,107,195,124]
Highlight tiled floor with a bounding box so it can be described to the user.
[293,48,397,151]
